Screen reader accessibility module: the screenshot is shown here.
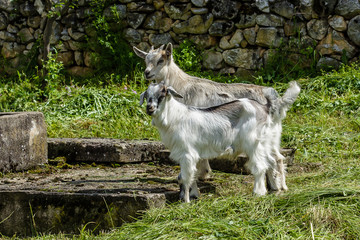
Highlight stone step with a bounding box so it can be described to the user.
[0,163,214,236]
[48,138,296,173]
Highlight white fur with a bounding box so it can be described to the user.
[134,44,301,193]
[142,83,281,203]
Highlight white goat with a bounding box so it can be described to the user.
[134,43,300,195]
[140,82,288,203]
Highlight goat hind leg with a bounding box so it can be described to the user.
[196,159,211,181]
[179,159,197,203]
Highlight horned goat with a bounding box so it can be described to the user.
[134,43,300,197]
[140,82,300,203]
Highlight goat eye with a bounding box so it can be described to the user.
[157,59,164,65]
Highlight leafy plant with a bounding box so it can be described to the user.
[173,40,202,73]
[85,0,143,81]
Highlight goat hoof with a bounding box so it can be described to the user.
[190,192,200,201]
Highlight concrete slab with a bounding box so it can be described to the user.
[0,112,47,172]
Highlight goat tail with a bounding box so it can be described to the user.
[273,81,301,122]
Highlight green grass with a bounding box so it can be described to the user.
[1,63,360,239]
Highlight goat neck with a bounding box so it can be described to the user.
[151,95,187,130]
[161,59,191,90]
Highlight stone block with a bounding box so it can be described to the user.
[0,112,47,172]
[47,138,166,163]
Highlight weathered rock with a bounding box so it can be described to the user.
[20,1,37,17]
[127,2,155,12]
[27,16,41,28]
[18,28,34,43]
[143,11,163,30]
[7,24,18,34]
[164,3,192,20]
[335,0,360,19]
[209,20,234,36]
[34,29,42,40]
[34,0,44,14]
[1,42,25,58]
[66,40,82,51]
[256,27,282,48]
[173,13,213,34]
[316,56,340,70]
[243,27,256,45]
[103,4,127,20]
[68,28,85,41]
[153,0,165,10]
[74,51,84,66]
[191,7,208,15]
[219,29,243,49]
[299,0,314,20]
[149,33,173,47]
[235,13,257,29]
[270,1,295,19]
[67,66,94,77]
[256,14,284,27]
[57,51,74,67]
[0,0,18,12]
[189,34,217,48]
[124,28,142,43]
[127,13,146,29]
[223,48,259,70]
[0,12,7,30]
[135,42,151,52]
[84,51,98,67]
[0,31,16,41]
[347,15,360,46]
[76,8,94,19]
[203,50,223,69]
[50,21,61,45]
[192,0,208,7]
[159,18,173,32]
[313,0,338,17]
[255,0,270,13]
[316,29,357,58]
[0,112,47,172]
[307,19,328,40]
[328,15,347,32]
[219,67,235,75]
[212,0,238,20]
[284,20,306,36]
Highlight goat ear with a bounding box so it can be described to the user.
[167,86,183,99]
[139,91,147,106]
[133,46,147,59]
[165,43,173,58]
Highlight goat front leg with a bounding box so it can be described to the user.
[179,157,197,203]
[246,152,268,196]
[178,175,200,201]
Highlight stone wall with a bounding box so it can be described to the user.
[0,0,359,76]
